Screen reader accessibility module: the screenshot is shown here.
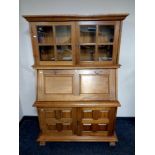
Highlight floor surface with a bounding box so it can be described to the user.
[19,117,135,155]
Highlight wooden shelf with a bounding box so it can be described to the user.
[79,42,114,46]
[38,43,54,46]
[80,43,96,46]
[56,43,71,46]
[34,101,121,107]
[32,64,121,69]
[98,43,114,45]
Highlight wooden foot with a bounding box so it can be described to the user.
[39,141,46,146]
[109,142,116,146]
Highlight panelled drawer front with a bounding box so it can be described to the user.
[78,107,117,136]
[37,69,116,101]
[38,108,76,136]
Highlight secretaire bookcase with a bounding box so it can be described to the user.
[23,14,128,146]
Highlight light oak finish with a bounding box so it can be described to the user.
[37,133,118,143]
[34,101,121,108]
[24,15,128,67]
[37,69,116,101]
[23,14,127,146]
[80,74,109,94]
[23,14,128,22]
[45,76,73,94]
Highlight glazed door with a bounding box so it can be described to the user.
[30,22,75,66]
[76,21,120,65]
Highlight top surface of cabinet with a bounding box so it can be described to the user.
[23,14,128,68]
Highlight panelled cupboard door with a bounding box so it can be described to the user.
[37,69,116,101]
[38,108,77,136]
[76,21,120,66]
[37,107,117,137]
[77,107,117,136]
[30,22,76,66]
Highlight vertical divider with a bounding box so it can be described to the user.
[53,25,57,61]
[95,24,99,61]
[77,107,82,136]
[71,22,76,65]
[73,70,80,96]
[38,108,48,134]
[75,22,80,65]
[72,108,77,135]
[113,21,120,64]
[31,23,40,65]
[107,108,117,136]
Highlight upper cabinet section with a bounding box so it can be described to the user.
[23,14,128,67]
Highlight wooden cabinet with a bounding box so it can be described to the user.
[24,14,128,146]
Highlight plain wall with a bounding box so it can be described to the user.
[19,100,23,121]
[19,0,135,116]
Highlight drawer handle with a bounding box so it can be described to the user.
[83,110,92,112]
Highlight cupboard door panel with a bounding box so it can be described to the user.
[30,22,75,66]
[76,21,120,66]
[38,108,77,136]
[77,107,117,136]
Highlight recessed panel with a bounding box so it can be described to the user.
[80,75,109,94]
[45,76,73,94]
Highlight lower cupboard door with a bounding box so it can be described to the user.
[38,108,77,136]
[77,107,117,136]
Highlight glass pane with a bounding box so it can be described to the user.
[98,45,113,61]
[80,25,96,43]
[37,26,54,44]
[55,26,71,44]
[39,46,55,61]
[98,25,114,43]
[80,45,95,61]
[56,45,72,61]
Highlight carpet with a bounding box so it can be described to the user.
[19,117,135,155]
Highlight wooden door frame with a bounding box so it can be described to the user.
[30,22,76,66]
